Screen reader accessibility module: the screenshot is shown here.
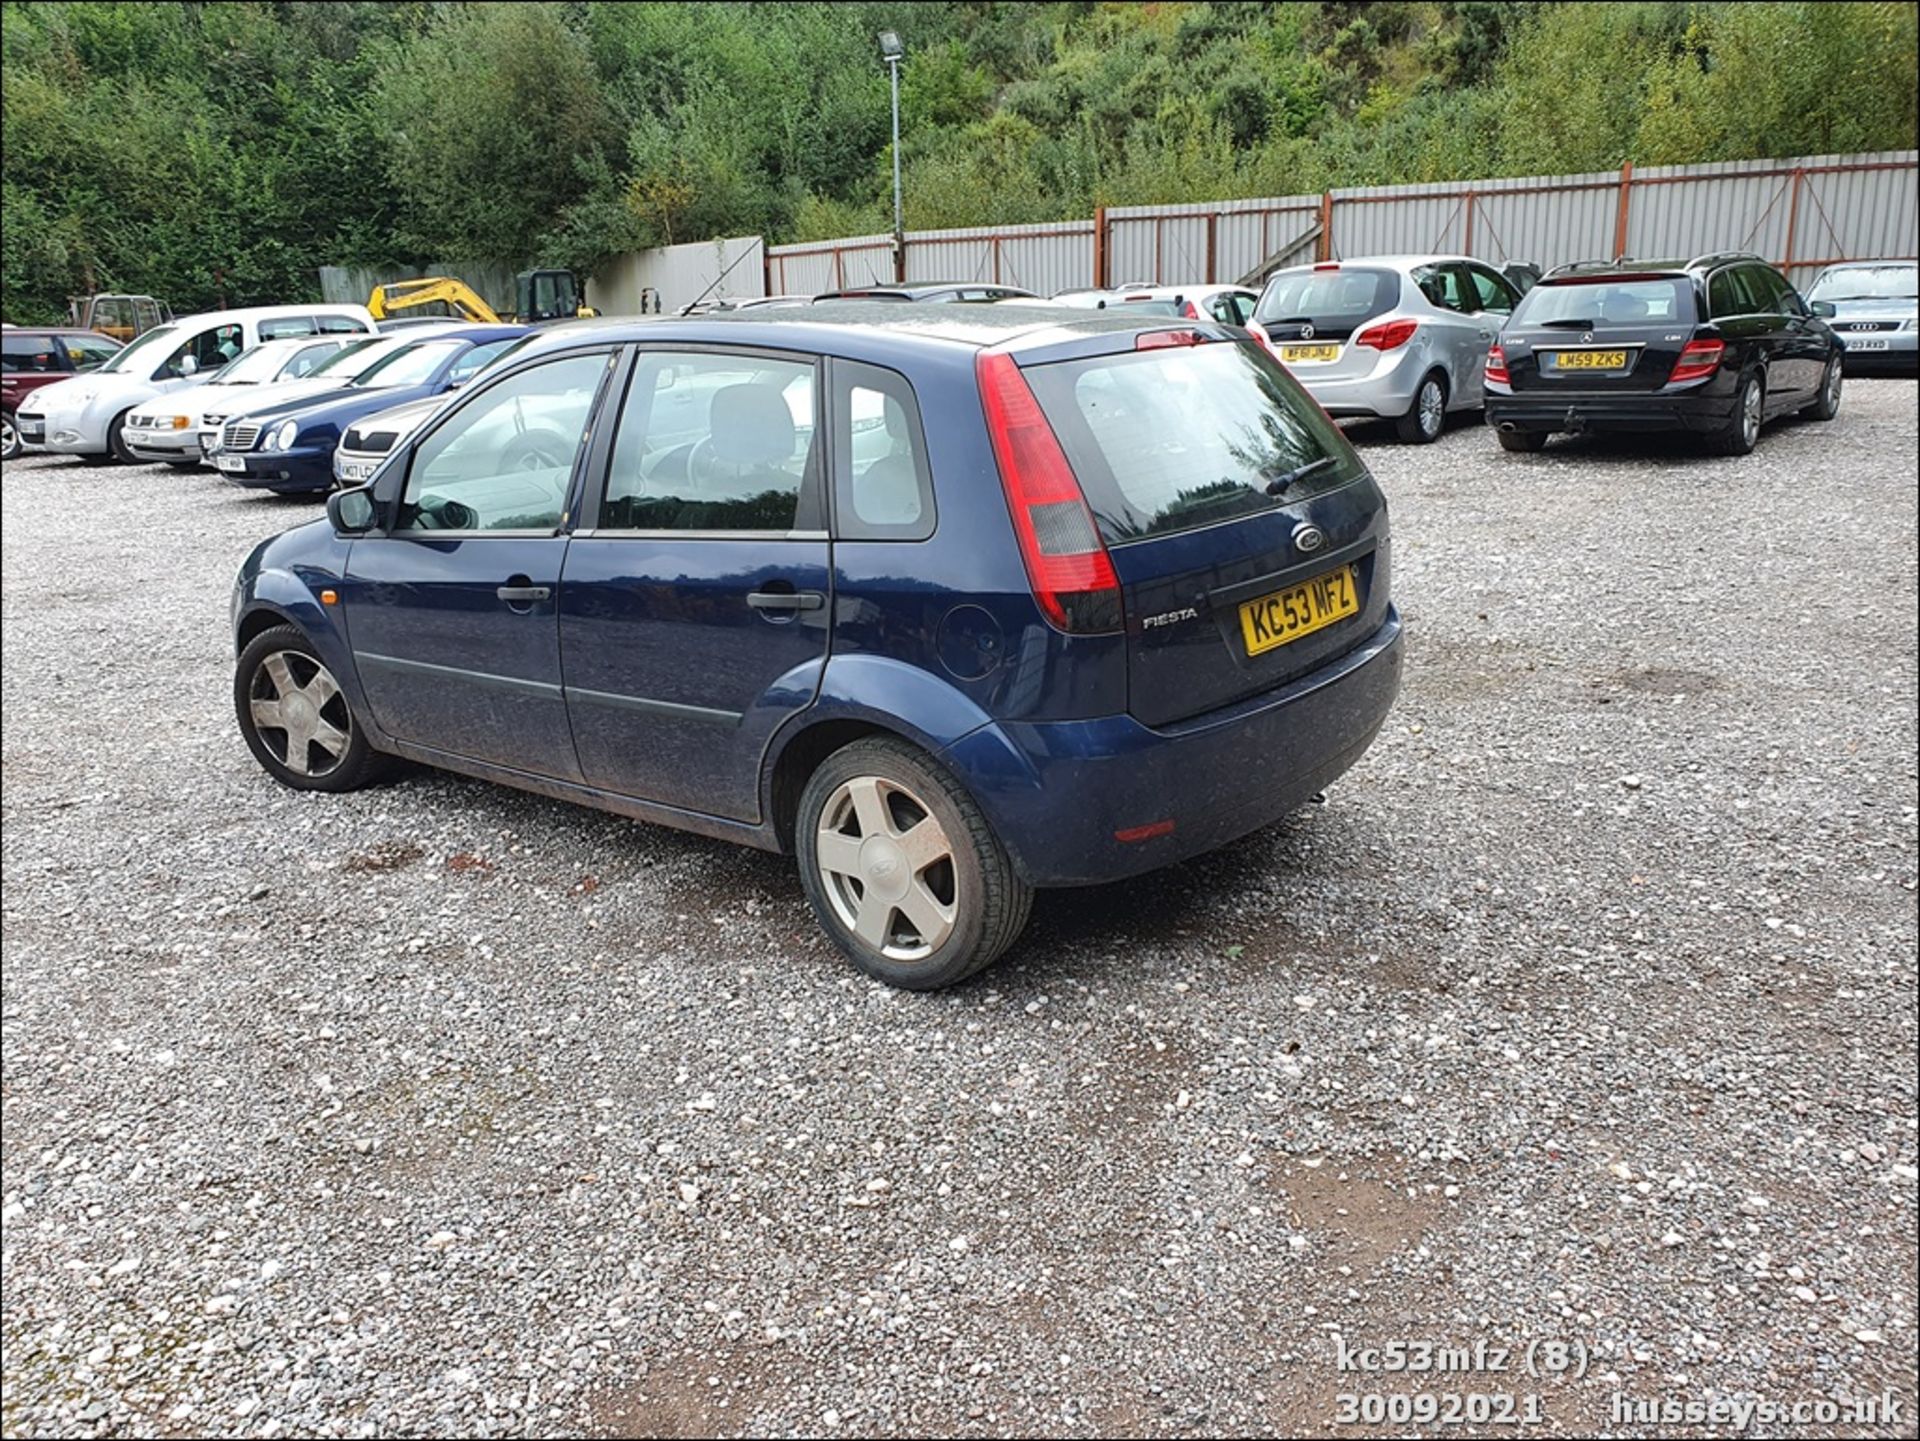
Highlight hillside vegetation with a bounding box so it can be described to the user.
[3,1,1915,320]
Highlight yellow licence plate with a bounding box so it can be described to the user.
[1281,344,1342,363]
[1238,565,1359,657]
[1548,349,1628,369]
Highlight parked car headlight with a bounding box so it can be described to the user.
[270,420,300,451]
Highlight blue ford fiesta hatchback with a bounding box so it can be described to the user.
[231,307,1403,988]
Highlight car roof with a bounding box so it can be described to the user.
[816,283,1036,299]
[2,326,120,339]
[504,303,1211,356]
[391,323,529,344]
[169,303,375,325]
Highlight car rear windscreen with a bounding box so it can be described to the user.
[1518,278,1697,326]
[1023,339,1363,545]
[1254,268,1400,331]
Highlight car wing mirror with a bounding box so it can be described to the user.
[1810,300,1836,318]
[328,484,379,535]
[178,354,198,376]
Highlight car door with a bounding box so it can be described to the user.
[558,345,831,822]
[1462,264,1522,402]
[1708,266,1783,403]
[1414,263,1490,406]
[340,349,617,778]
[1750,265,1824,403]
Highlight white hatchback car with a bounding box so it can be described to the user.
[18,304,374,463]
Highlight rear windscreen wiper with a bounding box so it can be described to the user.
[1265,455,1338,496]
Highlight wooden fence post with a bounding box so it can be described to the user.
[1092,206,1107,290]
[1783,167,1806,274]
[1318,191,1334,261]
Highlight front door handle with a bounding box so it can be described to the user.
[496,584,551,608]
[747,590,825,612]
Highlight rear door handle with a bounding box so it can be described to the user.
[496,585,551,603]
[747,590,825,612]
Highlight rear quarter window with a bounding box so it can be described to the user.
[1023,339,1363,545]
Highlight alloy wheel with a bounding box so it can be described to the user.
[814,775,958,962]
[248,650,353,779]
[1419,379,1444,438]
[1824,360,1843,412]
[1741,380,1762,447]
[1,414,18,461]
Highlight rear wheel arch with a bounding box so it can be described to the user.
[765,714,995,857]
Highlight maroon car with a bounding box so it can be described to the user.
[2,327,124,460]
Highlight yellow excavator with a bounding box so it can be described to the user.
[366,270,597,325]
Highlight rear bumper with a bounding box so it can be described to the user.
[1292,351,1424,419]
[942,609,1403,887]
[1484,384,1731,435]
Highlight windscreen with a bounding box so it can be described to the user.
[216,344,302,384]
[94,325,178,374]
[1517,278,1696,326]
[352,340,464,387]
[1254,268,1400,329]
[1022,339,1362,545]
[1806,264,1917,301]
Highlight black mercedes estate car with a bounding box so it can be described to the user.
[1483,251,1844,455]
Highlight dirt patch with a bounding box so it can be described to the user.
[343,839,425,873]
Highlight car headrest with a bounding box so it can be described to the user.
[708,384,795,467]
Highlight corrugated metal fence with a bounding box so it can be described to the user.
[764,149,1917,295]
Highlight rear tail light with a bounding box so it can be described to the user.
[1180,300,1200,319]
[1668,338,1725,384]
[1485,343,1510,385]
[1354,318,1419,351]
[976,351,1123,634]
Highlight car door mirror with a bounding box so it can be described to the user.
[1810,300,1836,318]
[177,354,199,377]
[328,484,379,534]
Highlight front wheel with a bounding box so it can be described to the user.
[1802,355,1842,421]
[796,737,1032,990]
[1715,372,1763,456]
[106,411,139,465]
[234,624,390,792]
[1395,371,1447,444]
[1,412,19,461]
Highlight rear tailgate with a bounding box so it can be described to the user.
[1019,332,1390,728]
[1504,275,1699,391]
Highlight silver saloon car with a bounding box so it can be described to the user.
[1805,261,1917,373]
[1249,256,1522,443]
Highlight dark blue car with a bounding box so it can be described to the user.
[212,325,531,493]
[230,307,1403,988]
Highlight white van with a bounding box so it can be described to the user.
[17,303,375,463]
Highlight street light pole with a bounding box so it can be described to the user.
[879,31,905,283]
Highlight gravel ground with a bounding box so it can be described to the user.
[3,383,1916,1440]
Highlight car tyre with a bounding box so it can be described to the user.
[797,737,1032,991]
[1496,429,1548,453]
[106,411,139,465]
[1395,371,1447,444]
[1,412,20,462]
[235,624,391,793]
[1802,355,1843,422]
[1715,371,1764,456]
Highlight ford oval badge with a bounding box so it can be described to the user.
[1293,522,1327,554]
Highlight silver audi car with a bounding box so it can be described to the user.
[1249,255,1523,443]
[1805,261,1917,374]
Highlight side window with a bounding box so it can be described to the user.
[286,342,340,378]
[163,324,244,377]
[600,350,818,532]
[1414,266,1471,313]
[1709,268,1756,319]
[1229,292,1257,325]
[1467,266,1519,315]
[317,314,369,335]
[832,360,935,541]
[1748,265,1797,315]
[397,353,608,533]
[2,340,59,373]
[66,334,122,371]
[258,315,318,340]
